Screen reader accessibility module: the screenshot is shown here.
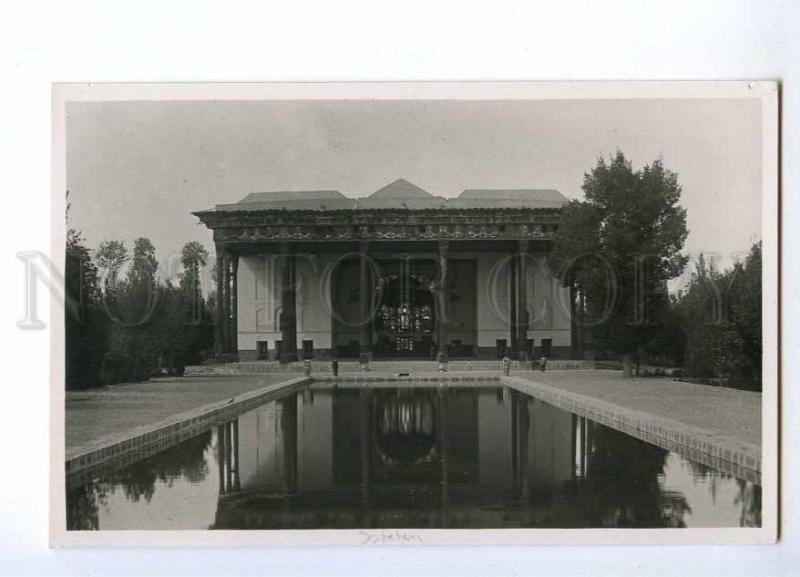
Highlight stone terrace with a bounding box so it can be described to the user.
[515,370,761,446]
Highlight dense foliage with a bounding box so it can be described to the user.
[673,243,762,390]
[550,152,689,377]
[551,152,762,389]
[65,232,214,390]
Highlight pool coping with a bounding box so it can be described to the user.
[65,372,761,490]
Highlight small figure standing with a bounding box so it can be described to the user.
[359,350,371,372]
[437,351,447,372]
[502,355,511,376]
[540,355,547,372]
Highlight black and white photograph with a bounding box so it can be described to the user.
[50,82,777,545]
[5,2,800,575]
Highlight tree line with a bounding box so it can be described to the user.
[670,243,762,389]
[65,229,215,390]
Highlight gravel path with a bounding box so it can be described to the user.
[65,374,296,451]
[515,370,762,446]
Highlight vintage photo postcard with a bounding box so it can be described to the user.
[49,81,778,546]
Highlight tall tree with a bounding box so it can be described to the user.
[551,152,689,377]
[730,242,762,384]
[96,240,129,293]
[180,241,209,324]
[65,229,106,389]
[101,237,162,382]
[175,241,214,369]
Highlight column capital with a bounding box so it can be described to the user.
[358,238,369,253]
[438,239,450,253]
[519,238,530,253]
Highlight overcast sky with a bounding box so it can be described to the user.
[66,98,762,282]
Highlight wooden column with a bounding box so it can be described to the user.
[509,252,517,356]
[435,240,450,358]
[578,289,587,357]
[359,240,371,364]
[517,240,530,361]
[231,254,239,360]
[222,251,231,355]
[279,242,298,363]
[214,245,225,360]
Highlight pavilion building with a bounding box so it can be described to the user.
[194,178,576,363]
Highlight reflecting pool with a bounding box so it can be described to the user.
[67,383,761,530]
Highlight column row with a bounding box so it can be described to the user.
[214,240,538,363]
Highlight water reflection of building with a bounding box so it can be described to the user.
[213,386,608,528]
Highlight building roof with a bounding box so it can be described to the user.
[223,190,356,212]
[208,179,568,213]
[239,190,346,203]
[460,188,566,202]
[369,178,434,199]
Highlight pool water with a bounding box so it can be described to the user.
[67,383,761,530]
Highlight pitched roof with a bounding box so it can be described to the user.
[369,178,433,199]
[217,190,356,211]
[208,180,568,212]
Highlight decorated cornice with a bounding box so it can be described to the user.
[195,207,563,243]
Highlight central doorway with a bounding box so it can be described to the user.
[373,259,437,358]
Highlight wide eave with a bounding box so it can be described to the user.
[193,180,568,244]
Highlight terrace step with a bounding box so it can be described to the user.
[184,359,596,376]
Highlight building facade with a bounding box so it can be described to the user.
[194,179,575,363]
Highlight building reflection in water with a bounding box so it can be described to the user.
[66,385,761,530]
[209,386,761,530]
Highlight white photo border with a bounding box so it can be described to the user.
[49,80,780,547]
